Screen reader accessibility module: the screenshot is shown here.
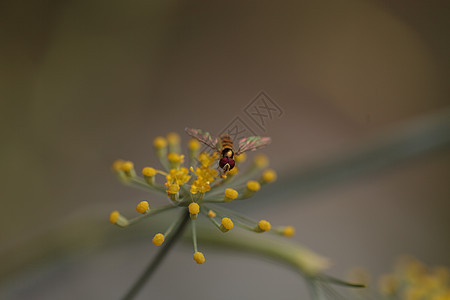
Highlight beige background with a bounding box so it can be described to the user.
[1,0,449,299]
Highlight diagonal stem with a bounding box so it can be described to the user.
[122,211,190,300]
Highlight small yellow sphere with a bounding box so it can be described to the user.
[254,154,269,168]
[283,226,295,237]
[142,167,157,177]
[167,153,184,163]
[112,159,124,171]
[262,169,277,183]
[258,220,271,232]
[121,161,134,172]
[166,132,180,144]
[247,180,261,192]
[152,233,165,246]
[193,252,205,264]
[109,211,119,224]
[167,184,180,194]
[136,201,149,214]
[153,136,167,148]
[188,202,200,215]
[188,139,200,151]
[221,218,234,230]
[207,210,216,218]
[224,188,238,200]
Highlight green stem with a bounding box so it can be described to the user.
[122,211,190,300]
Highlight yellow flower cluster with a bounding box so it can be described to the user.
[378,256,450,300]
[190,152,218,194]
[109,131,294,266]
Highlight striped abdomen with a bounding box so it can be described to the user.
[220,135,234,150]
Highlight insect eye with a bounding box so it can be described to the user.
[228,159,235,169]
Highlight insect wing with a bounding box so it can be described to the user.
[236,136,271,155]
[185,128,220,151]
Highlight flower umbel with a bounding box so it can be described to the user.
[110,131,292,266]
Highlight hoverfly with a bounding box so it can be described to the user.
[185,128,271,177]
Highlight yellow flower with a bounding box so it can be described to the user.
[247,180,261,192]
[193,252,205,264]
[153,136,167,149]
[142,167,157,177]
[235,153,246,163]
[282,226,295,237]
[254,154,269,168]
[152,233,165,246]
[136,201,150,214]
[109,211,129,227]
[220,217,234,232]
[207,210,216,218]
[224,188,238,202]
[188,139,200,151]
[189,203,200,219]
[261,169,277,183]
[109,211,119,224]
[256,220,271,232]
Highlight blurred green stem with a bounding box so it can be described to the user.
[122,211,189,300]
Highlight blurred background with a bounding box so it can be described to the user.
[1,0,449,299]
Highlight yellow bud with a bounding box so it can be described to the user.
[152,233,165,246]
[254,154,269,168]
[247,180,261,192]
[167,184,180,194]
[167,153,184,163]
[136,201,150,214]
[109,211,129,227]
[112,159,124,171]
[109,211,119,224]
[121,161,134,172]
[188,139,200,151]
[220,218,234,232]
[256,220,271,232]
[189,203,200,219]
[283,226,295,237]
[153,136,167,149]
[207,210,216,218]
[224,188,238,202]
[193,252,205,264]
[142,167,157,177]
[262,169,277,183]
[190,184,198,194]
[166,132,180,145]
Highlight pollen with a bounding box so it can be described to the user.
[136,201,150,214]
[142,167,157,177]
[254,154,269,168]
[208,210,216,218]
[188,138,200,151]
[121,161,134,172]
[224,188,238,202]
[112,159,124,171]
[189,202,200,215]
[247,180,261,192]
[109,211,119,224]
[220,217,234,232]
[152,233,165,246]
[167,184,180,194]
[193,252,205,264]
[258,220,271,232]
[283,226,295,237]
[153,136,167,149]
[262,169,277,183]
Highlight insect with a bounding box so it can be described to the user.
[185,128,271,177]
